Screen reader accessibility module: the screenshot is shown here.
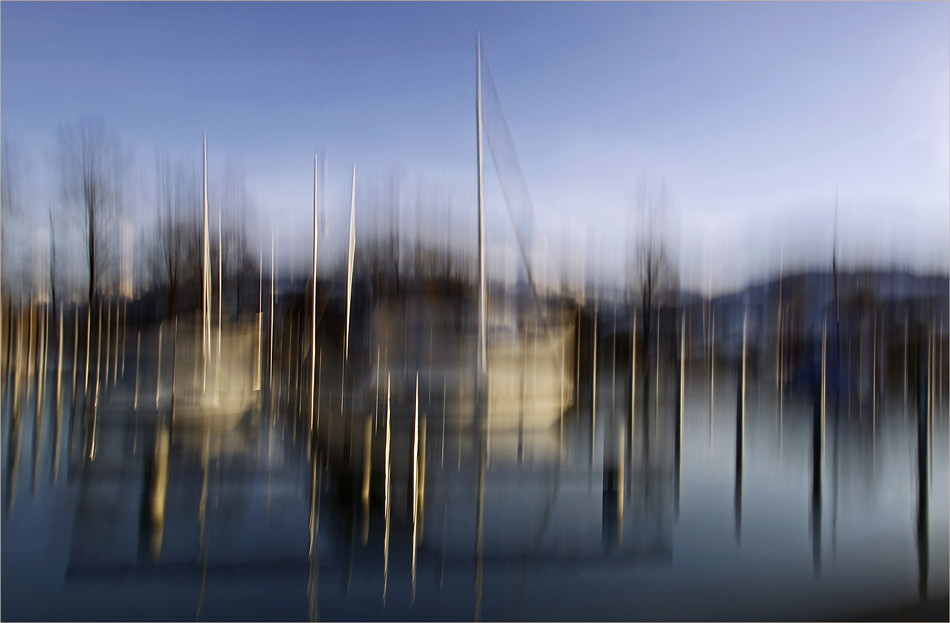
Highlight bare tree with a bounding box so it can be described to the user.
[408,177,458,285]
[148,154,201,317]
[629,178,678,413]
[1,136,23,386]
[2,138,18,299]
[148,155,255,318]
[48,209,58,316]
[58,118,126,306]
[632,179,676,334]
[356,172,402,298]
[1,136,33,301]
[382,172,402,295]
[217,162,255,314]
[355,172,466,297]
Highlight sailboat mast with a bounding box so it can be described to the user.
[344,165,356,361]
[311,152,319,428]
[218,210,222,346]
[203,134,211,389]
[476,34,487,379]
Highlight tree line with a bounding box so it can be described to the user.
[2,118,679,319]
[2,118,257,318]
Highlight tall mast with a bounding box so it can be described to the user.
[311,152,319,429]
[344,165,356,361]
[476,34,487,381]
[217,210,222,347]
[202,133,211,389]
[270,229,276,392]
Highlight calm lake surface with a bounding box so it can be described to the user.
[2,329,948,622]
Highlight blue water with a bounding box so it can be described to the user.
[2,352,947,621]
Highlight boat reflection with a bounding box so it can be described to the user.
[1,290,947,621]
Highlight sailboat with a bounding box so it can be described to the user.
[353,36,575,432]
[170,135,261,426]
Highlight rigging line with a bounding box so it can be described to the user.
[480,46,562,371]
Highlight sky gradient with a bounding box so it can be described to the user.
[2,1,948,293]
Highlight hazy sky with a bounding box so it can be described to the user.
[2,1,948,293]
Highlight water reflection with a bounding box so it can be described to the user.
[1,287,949,621]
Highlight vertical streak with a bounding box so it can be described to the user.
[26,304,37,408]
[847,334,852,421]
[84,305,91,398]
[114,302,121,385]
[412,373,420,602]
[519,318,527,464]
[216,210,222,407]
[362,414,372,546]
[105,302,111,390]
[309,453,319,556]
[917,319,931,602]
[680,311,685,453]
[618,418,625,545]
[591,303,598,465]
[631,312,636,459]
[27,301,34,398]
[202,134,211,391]
[375,346,381,433]
[218,210,222,345]
[72,308,79,411]
[656,310,661,444]
[54,308,63,480]
[7,312,21,514]
[711,310,715,445]
[0,198,2,408]
[33,307,45,490]
[929,323,934,486]
[442,376,447,467]
[121,301,126,377]
[904,313,910,420]
[155,323,162,409]
[474,402,486,623]
[151,422,170,560]
[777,246,783,392]
[172,318,179,422]
[322,151,328,238]
[90,303,102,460]
[383,374,392,605]
[742,305,747,439]
[107,303,116,387]
[576,307,582,415]
[612,311,617,412]
[196,551,208,621]
[344,166,356,361]
[339,167,356,417]
[270,231,275,396]
[255,242,263,392]
[317,347,323,431]
[419,416,426,543]
[308,458,321,622]
[822,316,827,464]
[33,304,49,493]
[41,305,49,410]
[735,305,746,545]
[311,153,319,431]
[134,332,141,452]
[476,34,487,381]
[198,434,209,553]
[872,313,877,442]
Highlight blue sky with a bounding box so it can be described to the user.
[2,1,948,292]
